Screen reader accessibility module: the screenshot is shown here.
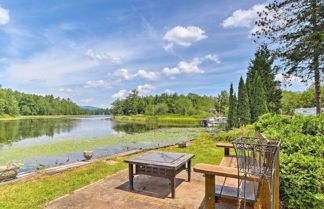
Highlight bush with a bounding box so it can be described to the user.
[254,113,324,208]
[280,153,324,209]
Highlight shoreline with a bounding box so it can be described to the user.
[0,137,195,187]
[0,115,109,121]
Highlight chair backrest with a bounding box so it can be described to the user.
[232,137,280,209]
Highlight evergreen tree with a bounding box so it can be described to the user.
[246,45,282,113]
[250,73,268,122]
[254,0,323,114]
[237,77,250,126]
[233,93,238,128]
[227,83,236,129]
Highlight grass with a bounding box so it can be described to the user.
[0,134,226,209]
[113,114,213,124]
[0,128,203,165]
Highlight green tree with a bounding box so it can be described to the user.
[227,83,236,129]
[254,0,324,114]
[246,45,282,113]
[237,77,250,126]
[250,73,268,122]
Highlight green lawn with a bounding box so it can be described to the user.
[0,135,225,209]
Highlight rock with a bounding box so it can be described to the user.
[83,150,94,160]
[0,163,20,182]
[178,142,188,148]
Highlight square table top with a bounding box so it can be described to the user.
[124,151,195,169]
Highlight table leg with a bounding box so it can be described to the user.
[188,160,191,182]
[129,164,134,191]
[170,176,176,198]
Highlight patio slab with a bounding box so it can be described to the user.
[45,168,206,209]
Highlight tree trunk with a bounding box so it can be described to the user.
[312,0,322,115]
[314,63,322,114]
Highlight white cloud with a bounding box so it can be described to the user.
[86,49,122,64]
[162,67,180,76]
[164,89,174,94]
[163,57,205,77]
[80,98,94,104]
[113,69,160,81]
[0,7,9,25]
[163,43,173,51]
[163,26,207,50]
[113,69,135,80]
[222,4,266,35]
[84,80,111,88]
[275,74,303,84]
[205,54,221,64]
[178,58,204,73]
[58,88,73,93]
[136,70,160,81]
[112,89,127,99]
[137,84,156,96]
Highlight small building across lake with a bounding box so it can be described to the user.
[200,117,227,127]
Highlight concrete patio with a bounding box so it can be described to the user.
[46,168,206,209]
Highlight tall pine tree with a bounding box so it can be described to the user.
[227,83,236,129]
[237,77,250,127]
[246,45,282,113]
[250,72,268,122]
[254,0,323,114]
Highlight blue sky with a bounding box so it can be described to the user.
[0,0,308,108]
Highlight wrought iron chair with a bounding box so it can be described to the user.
[232,137,281,209]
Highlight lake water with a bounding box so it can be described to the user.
[0,116,198,172]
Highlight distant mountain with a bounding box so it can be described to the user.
[80,106,100,110]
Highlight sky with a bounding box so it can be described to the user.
[0,0,309,108]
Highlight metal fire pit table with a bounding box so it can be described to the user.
[124,151,195,198]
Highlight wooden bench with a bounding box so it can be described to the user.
[194,143,279,209]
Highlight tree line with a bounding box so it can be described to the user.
[110,90,229,116]
[227,46,282,129]
[0,85,99,116]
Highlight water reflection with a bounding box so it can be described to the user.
[0,118,77,145]
[0,117,198,146]
[112,122,197,134]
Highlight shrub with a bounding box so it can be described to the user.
[255,113,324,208]
[280,153,324,209]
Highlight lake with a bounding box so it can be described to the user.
[0,116,201,172]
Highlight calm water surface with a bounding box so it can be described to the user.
[0,116,195,172]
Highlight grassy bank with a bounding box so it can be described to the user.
[0,134,225,209]
[113,114,212,124]
[0,115,96,121]
[0,128,203,165]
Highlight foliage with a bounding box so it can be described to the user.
[237,77,251,126]
[111,91,227,116]
[227,83,237,129]
[254,113,324,208]
[254,0,324,114]
[113,114,207,124]
[0,134,225,209]
[281,87,324,114]
[227,46,282,128]
[246,46,281,122]
[0,87,94,116]
[207,125,255,142]
[250,72,268,122]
